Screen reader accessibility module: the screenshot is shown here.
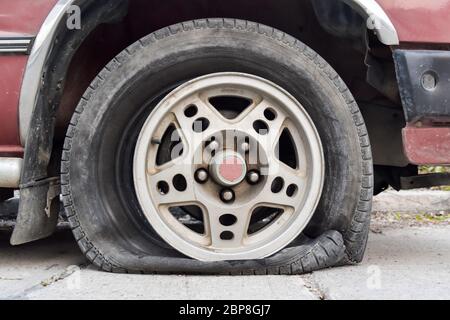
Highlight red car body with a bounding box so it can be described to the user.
[378,0,450,44]
[1,0,450,161]
[0,0,56,155]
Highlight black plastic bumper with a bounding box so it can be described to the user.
[394,49,450,123]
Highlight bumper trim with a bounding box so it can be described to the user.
[0,37,34,54]
[394,49,450,123]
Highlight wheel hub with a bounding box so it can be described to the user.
[210,150,247,187]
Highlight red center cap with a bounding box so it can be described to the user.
[219,156,245,183]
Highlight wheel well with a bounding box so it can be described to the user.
[29,0,404,172]
[53,0,400,146]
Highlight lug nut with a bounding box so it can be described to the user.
[208,141,220,152]
[220,189,235,203]
[247,170,260,185]
[195,169,209,183]
[241,142,250,153]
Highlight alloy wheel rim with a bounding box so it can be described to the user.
[133,72,325,261]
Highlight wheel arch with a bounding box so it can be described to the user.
[19,0,399,146]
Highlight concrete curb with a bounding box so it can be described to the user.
[373,190,450,213]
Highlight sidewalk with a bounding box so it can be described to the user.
[0,190,449,300]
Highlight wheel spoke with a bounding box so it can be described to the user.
[238,99,288,152]
[195,97,228,129]
[148,159,196,206]
[172,109,203,157]
[201,201,253,249]
[261,160,307,208]
[171,96,229,157]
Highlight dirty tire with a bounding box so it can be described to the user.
[61,19,373,274]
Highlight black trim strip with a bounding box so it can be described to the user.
[394,49,450,123]
[0,37,34,54]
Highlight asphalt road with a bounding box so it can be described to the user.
[0,190,449,300]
